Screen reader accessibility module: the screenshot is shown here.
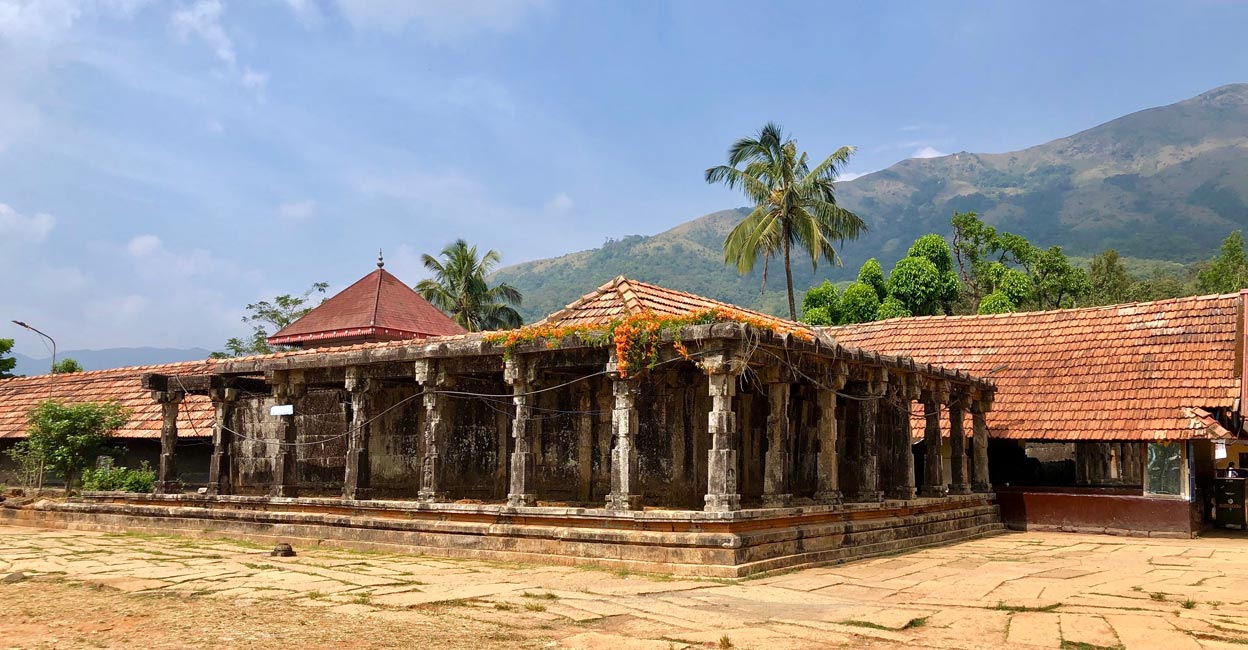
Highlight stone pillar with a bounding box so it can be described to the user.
[1122,442,1142,484]
[814,366,847,504]
[505,357,537,507]
[885,373,918,500]
[971,394,992,492]
[343,367,374,501]
[845,370,886,503]
[919,381,949,498]
[206,384,237,496]
[947,390,971,495]
[577,383,594,502]
[271,374,304,498]
[606,369,642,511]
[761,367,793,507]
[415,360,451,502]
[702,354,742,512]
[153,389,184,495]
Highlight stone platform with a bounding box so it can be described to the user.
[1,493,1003,577]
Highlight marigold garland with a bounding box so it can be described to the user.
[483,308,813,378]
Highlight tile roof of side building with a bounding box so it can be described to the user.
[826,291,1246,442]
[0,360,218,440]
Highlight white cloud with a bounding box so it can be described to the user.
[168,0,268,97]
[126,233,161,256]
[278,0,321,23]
[837,171,866,182]
[278,199,316,220]
[0,202,56,243]
[335,0,548,39]
[544,192,572,213]
[170,0,234,64]
[911,146,947,159]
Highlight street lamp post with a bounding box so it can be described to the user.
[11,320,56,374]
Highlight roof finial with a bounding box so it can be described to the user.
[377,249,384,269]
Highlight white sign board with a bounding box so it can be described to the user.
[1216,442,1228,460]
[270,404,294,416]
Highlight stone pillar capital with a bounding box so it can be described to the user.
[151,389,185,405]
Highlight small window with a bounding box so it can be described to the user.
[1145,442,1186,497]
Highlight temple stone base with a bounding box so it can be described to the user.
[2,493,1004,578]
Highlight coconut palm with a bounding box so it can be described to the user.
[416,239,524,332]
[705,122,867,320]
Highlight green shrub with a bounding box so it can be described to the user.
[857,258,887,301]
[876,296,912,320]
[838,282,881,324]
[801,280,840,324]
[978,291,1017,314]
[82,461,155,493]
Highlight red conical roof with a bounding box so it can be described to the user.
[267,267,466,347]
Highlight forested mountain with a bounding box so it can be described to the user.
[495,84,1248,322]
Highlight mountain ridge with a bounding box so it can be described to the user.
[494,84,1248,322]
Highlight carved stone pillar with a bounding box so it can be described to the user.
[415,360,452,502]
[761,366,793,507]
[919,381,949,498]
[971,394,992,492]
[206,383,237,496]
[343,367,374,501]
[885,372,918,500]
[271,374,304,498]
[577,383,594,502]
[153,389,184,495]
[606,368,642,511]
[814,365,847,504]
[702,353,742,512]
[505,357,537,507]
[948,390,971,495]
[845,369,886,503]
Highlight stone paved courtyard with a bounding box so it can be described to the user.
[1,526,1247,650]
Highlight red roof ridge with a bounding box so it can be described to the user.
[0,359,216,385]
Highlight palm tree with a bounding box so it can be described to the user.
[705,122,867,320]
[416,239,524,332]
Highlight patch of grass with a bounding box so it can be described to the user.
[1150,592,1167,602]
[718,635,734,649]
[993,602,1062,613]
[307,590,326,600]
[521,591,558,600]
[241,562,277,571]
[1181,599,1197,609]
[352,593,372,605]
[523,602,546,612]
[1131,586,1143,592]
[1189,631,1248,645]
[412,598,474,611]
[838,620,892,631]
[493,602,517,612]
[903,616,929,629]
[1209,600,1224,609]
[1061,641,1124,650]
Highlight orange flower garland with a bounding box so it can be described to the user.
[484,308,812,378]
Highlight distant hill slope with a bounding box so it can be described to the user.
[496,83,1248,322]
[11,347,213,377]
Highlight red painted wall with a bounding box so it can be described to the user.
[995,486,1195,537]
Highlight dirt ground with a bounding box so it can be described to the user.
[2,526,1248,650]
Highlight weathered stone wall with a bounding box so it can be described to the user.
[367,385,424,498]
[443,379,509,500]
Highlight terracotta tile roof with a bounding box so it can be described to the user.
[827,293,1245,442]
[268,268,466,346]
[0,360,218,440]
[536,275,804,330]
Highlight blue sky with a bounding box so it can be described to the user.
[2,0,1246,353]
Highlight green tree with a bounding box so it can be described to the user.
[858,258,886,301]
[0,338,15,378]
[876,296,911,320]
[417,239,523,332]
[800,280,840,325]
[1130,271,1186,302]
[1028,245,1091,309]
[978,292,1016,314]
[886,256,942,316]
[52,358,83,374]
[839,282,881,324]
[706,122,867,320]
[1087,249,1133,306]
[212,282,329,358]
[1196,231,1248,294]
[25,400,129,494]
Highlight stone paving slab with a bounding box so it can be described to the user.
[3,526,1248,650]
